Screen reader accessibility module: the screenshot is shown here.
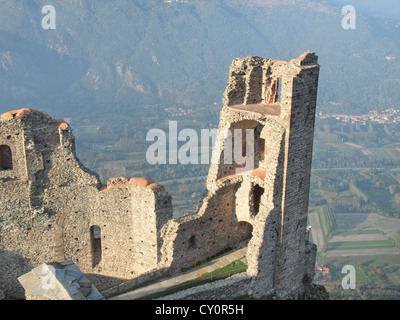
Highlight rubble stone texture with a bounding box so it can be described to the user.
[0,52,320,300]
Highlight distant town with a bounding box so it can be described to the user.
[164,106,194,117]
[317,107,400,125]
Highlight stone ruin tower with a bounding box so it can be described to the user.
[156,51,321,299]
[0,51,320,300]
[201,51,321,297]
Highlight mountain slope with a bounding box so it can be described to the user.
[0,0,399,120]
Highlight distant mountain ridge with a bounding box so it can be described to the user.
[0,0,399,120]
[231,0,300,6]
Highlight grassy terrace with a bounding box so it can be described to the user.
[138,259,248,300]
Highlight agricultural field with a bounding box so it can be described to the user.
[309,170,400,299]
[309,137,400,300]
[315,254,400,300]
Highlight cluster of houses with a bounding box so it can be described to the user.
[317,108,400,125]
[164,106,194,117]
[316,265,330,275]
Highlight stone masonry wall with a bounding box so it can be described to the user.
[0,51,320,300]
[0,110,173,297]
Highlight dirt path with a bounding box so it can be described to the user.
[309,212,325,251]
[344,142,363,149]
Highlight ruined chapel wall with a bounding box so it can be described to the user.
[0,112,174,295]
[206,53,320,299]
[207,55,292,187]
[0,52,320,300]
[223,57,291,108]
[160,182,255,273]
[0,112,67,297]
[60,178,173,280]
[244,137,287,296]
[273,55,320,297]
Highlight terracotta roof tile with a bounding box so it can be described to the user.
[100,177,162,193]
[130,178,162,191]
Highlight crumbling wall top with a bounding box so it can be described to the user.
[290,51,319,67]
[1,108,69,131]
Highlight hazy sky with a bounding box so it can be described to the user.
[325,0,400,19]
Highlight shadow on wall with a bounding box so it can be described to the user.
[0,250,33,299]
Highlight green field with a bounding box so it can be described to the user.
[195,260,248,281]
[360,183,400,215]
[333,230,382,237]
[335,213,370,231]
[317,254,400,294]
[326,240,396,251]
[339,189,355,199]
[138,259,248,300]
[369,149,393,160]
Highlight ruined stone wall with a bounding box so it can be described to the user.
[272,53,320,297]
[0,110,173,297]
[200,52,320,298]
[0,51,320,300]
[160,181,255,273]
[159,273,253,301]
[60,177,172,288]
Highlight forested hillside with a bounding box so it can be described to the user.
[0,0,400,121]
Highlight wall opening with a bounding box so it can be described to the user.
[251,185,265,216]
[267,77,282,104]
[0,145,13,171]
[233,221,253,243]
[90,225,102,268]
[276,78,282,103]
[189,236,197,249]
[259,138,266,163]
[219,120,266,179]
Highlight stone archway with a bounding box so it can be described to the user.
[233,221,253,244]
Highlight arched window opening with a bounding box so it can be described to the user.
[90,225,102,268]
[0,145,13,171]
[252,185,265,216]
[189,236,196,249]
[234,221,253,243]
